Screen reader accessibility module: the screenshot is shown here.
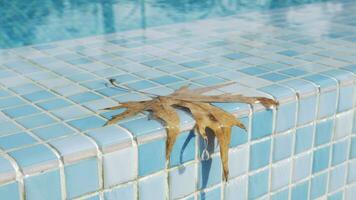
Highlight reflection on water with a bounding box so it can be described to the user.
[0,0,339,48]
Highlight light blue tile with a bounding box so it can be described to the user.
[230,116,248,147]
[151,75,182,85]
[120,117,163,137]
[23,90,56,102]
[25,170,61,200]
[142,59,170,68]
[68,116,106,131]
[0,97,25,109]
[259,84,295,100]
[32,123,74,140]
[239,67,268,75]
[68,92,102,103]
[0,121,22,136]
[138,139,165,177]
[104,183,135,200]
[180,60,208,68]
[259,73,289,82]
[271,189,289,200]
[328,191,343,200]
[251,110,273,140]
[273,132,293,162]
[298,95,317,125]
[198,187,220,200]
[351,137,356,159]
[36,98,72,110]
[328,164,346,192]
[198,156,222,189]
[0,132,37,150]
[65,158,100,199]
[293,152,311,182]
[169,163,196,199]
[96,87,126,97]
[194,76,225,86]
[224,52,251,60]
[139,172,166,200]
[0,156,14,174]
[295,125,313,154]
[225,176,247,200]
[16,113,56,129]
[87,126,132,149]
[10,83,42,95]
[10,144,57,170]
[169,131,196,167]
[315,119,333,146]
[3,105,40,118]
[312,145,331,173]
[248,169,269,199]
[303,74,337,89]
[271,161,291,191]
[85,195,101,200]
[291,181,309,200]
[310,172,327,199]
[0,182,20,200]
[332,139,348,166]
[278,50,300,56]
[318,91,337,119]
[250,139,271,171]
[348,160,356,184]
[275,102,296,133]
[127,80,157,90]
[279,68,307,77]
[338,85,353,112]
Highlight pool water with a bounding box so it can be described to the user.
[0,0,336,49]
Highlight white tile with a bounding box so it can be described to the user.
[271,160,291,191]
[169,163,196,199]
[103,146,137,188]
[228,145,249,179]
[225,176,247,200]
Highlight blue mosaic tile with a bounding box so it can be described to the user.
[16,113,56,129]
[0,121,22,136]
[338,85,354,112]
[295,125,313,154]
[68,92,102,103]
[293,152,311,182]
[332,139,348,166]
[318,91,337,119]
[0,97,25,109]
[104,183,135,200]
[273,132,293,162]
[271,161,291,191]
[3,105,41,118]
[279,68,307,77]
[250,139,271,171]
[32,123,74,140]
[310,172,327,199]
[10,83,42,95]
[0,132,37,150]
[23,90,56,102]
[198,156,222,189]
[120,117,163,137]
[36,98,72,110]
[298,95,317,125]
[138,139,165,177]
[291,181,309,200]
[9,144,57,169]
[230,116,248,147]
[248,169,269,199]
[328,191,343,200]
[348,160,356,184]
[96,87,126,97]
[151,75,182,85]
[239,66,268,75]
[351,137,356,159]
[312,145,331,173]
[176,70,204,79]
[65,158,100,199]
[169,131,196,167]
[142,60,170,68]
[25,170,61,200]
[193,76,225,86]
[169,163,196,199]
[180,60,208,68]
[139,172,166,200]
[0,182,20,200]
[271,188,289,200]
[329,164,347,192]
[198,186,221,200]
[278,50,300,56]
[224,52,251,60]
[251,110,273,140]
[68,116,106,131]
[275,101,297,133]
[259,72,290,82]
[126,80,158,90]
[315,119,333,147]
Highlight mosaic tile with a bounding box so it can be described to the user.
[139,172,166,200]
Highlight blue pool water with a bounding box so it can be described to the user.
[0,0,338,49]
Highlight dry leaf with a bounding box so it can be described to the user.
[104,83,278,181]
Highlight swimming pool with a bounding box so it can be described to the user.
[0,0,338,49]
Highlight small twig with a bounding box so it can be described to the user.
[107,78,158,98]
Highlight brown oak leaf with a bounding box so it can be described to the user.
[104,82,278,181]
